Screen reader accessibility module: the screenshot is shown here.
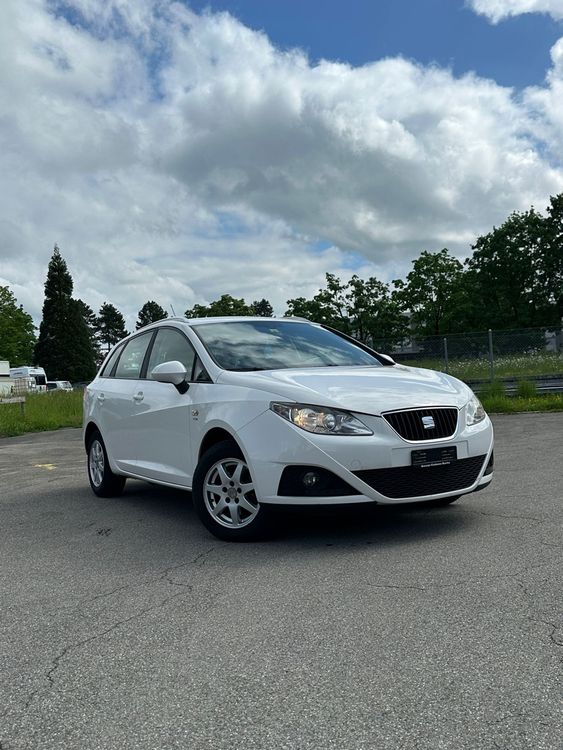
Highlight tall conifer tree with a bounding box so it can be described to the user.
[34,245,97,381]
[97,302,128,351]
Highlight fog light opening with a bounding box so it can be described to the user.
[302,471,321,489]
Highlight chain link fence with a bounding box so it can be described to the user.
[371,327,563,383]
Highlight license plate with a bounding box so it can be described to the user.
[411,446,457,468]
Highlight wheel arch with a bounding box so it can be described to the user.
[84,421,100,452]
[199,426,243,461]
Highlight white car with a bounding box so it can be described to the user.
[83,317,494,541]
[47,380,73,392]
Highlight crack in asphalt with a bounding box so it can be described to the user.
[540,620,563,648]
[529,617,563,664]
[540,539,562,549]
[365,569,541,594]
[78,582,131,608]
[23,546,217,711]
[457,508,544,525]
[366,582,426,591]
[160,546,215,588]
[63,547,217,615]
[363,557,563,603]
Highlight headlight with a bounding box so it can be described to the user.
[270,402,373,435]
[466,394,486,425]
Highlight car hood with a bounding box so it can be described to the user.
[217,365,472,415]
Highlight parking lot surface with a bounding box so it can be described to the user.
[0,414,562,750]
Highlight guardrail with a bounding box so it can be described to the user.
[468,375,563,395]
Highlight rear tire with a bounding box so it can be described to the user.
[192,440,272,542]
[87,430,126,498]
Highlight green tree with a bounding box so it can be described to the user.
[284,296,326,322]
[466,209,549,329]
[34,246,97,381]
[347,276,407,348]
[393,249,467,336]
[97,302,128,351]
[136,300,168,329]
[540,194,563,325]
[0,286,37,366]
[185,294,254,318]
[76,299,101,362]
[285,274,352,332]
[250,298,274,317]
[286,273,406,346]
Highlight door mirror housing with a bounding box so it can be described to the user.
[150,361,190,393]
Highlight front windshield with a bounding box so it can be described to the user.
[192,320,383,371]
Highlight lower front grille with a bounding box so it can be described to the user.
[353,455,487,499]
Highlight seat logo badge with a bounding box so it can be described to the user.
[422,416,435,430]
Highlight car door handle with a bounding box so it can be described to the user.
[133,391,144,403]
[97,394,105,404]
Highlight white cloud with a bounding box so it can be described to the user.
[468,0,563,22]
[1,0,563,332]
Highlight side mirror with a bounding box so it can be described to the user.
[151,361,189,393]
[378,352,396,366]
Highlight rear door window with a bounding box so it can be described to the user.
[100,345,123,377]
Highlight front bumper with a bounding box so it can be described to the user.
[237,408,494,506]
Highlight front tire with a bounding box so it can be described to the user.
[192,440,271,542]
[87,430,126,498]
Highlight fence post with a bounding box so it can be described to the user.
[488,329,494,382]
[443,337,449,373]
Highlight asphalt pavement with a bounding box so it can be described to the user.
[0,415,562,750]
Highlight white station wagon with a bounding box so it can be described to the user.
[84,317,494,541]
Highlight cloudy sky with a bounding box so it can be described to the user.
[1,0,563,328]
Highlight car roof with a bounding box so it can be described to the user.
[175,316,311,326]
[130,316,314,340]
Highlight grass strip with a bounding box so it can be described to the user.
[481,393,563,413]
[0,390,83,437]
[399,352,563,381]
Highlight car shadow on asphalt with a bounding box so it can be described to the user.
[113,480,476,550]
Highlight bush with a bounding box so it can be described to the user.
[480,380,506,399]
[515,380,537,398]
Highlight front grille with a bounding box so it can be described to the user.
[383,408,458,441]
[353,455,486,499]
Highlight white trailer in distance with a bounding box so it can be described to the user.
[9,366,48,392]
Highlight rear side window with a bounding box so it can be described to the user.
[114,333,153,379]
[146,328,196,378]
[100,345,123,377]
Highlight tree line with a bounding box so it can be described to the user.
[285,194,563,345]
[0,194,561,380]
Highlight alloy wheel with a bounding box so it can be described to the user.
[203,458,259,528]
[89,439,105,488]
